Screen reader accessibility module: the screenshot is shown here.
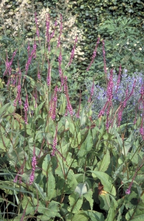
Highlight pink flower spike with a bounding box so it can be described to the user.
[67,36,78,67]
[86,37,100,71]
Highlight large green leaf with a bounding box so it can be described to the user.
[78,130,93,157]
[83,189,94,210]
[0,103,10,117]
[47,169,56,201]
[97,149,110,172]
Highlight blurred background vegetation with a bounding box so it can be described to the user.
[0,0,144,93]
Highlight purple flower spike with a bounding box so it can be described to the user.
[86,37,100,71]
[67,36,78,67]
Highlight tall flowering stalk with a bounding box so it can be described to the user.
[25,40,37,77]
[47,59,51,87]
[3,50,17,77]
[64,76,73,116]
[51,125,58,156]
[123,79,136,108]
[98,69,113,129]
[49,86,58,120]
[14,69,22,107]
[66,36,78,67]
[29,146,37,185]
[86,37,100,71]
[24,94,29,124]
[50,19,57,39]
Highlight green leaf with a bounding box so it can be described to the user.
[42,154,51,176]
[123,133,133,155]
[83,189,94,210]
[98,149,110,172]
[72,211,89,221]
[80,109,86,126]
[35,101,45,116]
[78,130,93,157]
[68,192,83,214]
[83,210,105,221]
[89,170,116,196]
[47,170,56,201]
[0,103,10,117]
[105,196,118,221]
[59,93,66,115]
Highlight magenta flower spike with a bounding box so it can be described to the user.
[4,50,17,76]
[67,36,78,67]
[64,77,73,116]
[50,19,57,39]
[123,79,136,108]
[86,37,100,71]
